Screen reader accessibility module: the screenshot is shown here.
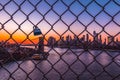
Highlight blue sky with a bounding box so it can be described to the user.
[0,0,120,42]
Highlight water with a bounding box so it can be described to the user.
[0,47,120,80]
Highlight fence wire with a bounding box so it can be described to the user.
[0,0,120,80]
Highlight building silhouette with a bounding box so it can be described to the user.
[107,36,115,46]
[52,31,120,50]
[47,36,56,47]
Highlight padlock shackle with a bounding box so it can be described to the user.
[33,26,37,29]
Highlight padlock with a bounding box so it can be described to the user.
[33,26,42,36]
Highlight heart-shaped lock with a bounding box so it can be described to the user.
[33,26,42,36]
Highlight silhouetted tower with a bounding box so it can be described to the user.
[104,38,106,45]
[99,35,102,44]
[108,36,114,46]
[66,35,70,44]
[93,31,98,42]
[108,36,114,43]
[38,37,44,52]
[86,34,89,42]
[116,38,118,42]
[58,37,64,46]
[82,35,85,42]
[47,36,56,46]
[62,37,64,41]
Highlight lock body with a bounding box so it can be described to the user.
[33,27,42,36]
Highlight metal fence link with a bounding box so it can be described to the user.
[0,0,120,80]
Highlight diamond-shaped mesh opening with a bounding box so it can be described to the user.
[12,30,27,43]
[21,1,34,15]
[87,22,102,34]
[29,11,43,25]
[78,11,93,26]
[0,0,120,80]
[53,1,67,15]
[96,51,112,66]
[87,2,102,16]
[87,61,104,76]
[0,29,10,41]
[53,21,68,35]
[4,20,18,34]
[45,10,59,25]
[105,1,120,16]
[95,12,112,27]
[105,22,120,36]
[79,51,94,66]
[37,1,51,15]
[0,10,10,24]
[5,1,18,15]
[62,11,76,26]
[20,20,33,34]
[105,63,120,77]
[70,1,84,16]
[13,11,26,25]
[70,21,85,35]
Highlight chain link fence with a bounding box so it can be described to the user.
[0,0,120,80]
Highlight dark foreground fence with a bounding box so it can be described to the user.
[0,0,120,80]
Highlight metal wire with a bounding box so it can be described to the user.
[0,0,120,80]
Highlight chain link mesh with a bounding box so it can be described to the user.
[0,0,120,80]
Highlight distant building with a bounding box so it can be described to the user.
[107,36,115,46]
[116,38,119,42]
[38,37,44,52]
[93,31,98,42]
[81,35,85,43]
[47,36,56,47]
[66,35,72,45]
[55,31,120,49]
[103,38,107,45]
[58,37,64,46]
[73,35,79,45]
[74,35,77,41]
[86,34,89,42]
[83,35,85,41]
[66,35,70,42]
[99,35,102,44]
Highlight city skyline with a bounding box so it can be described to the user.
[46,30,120,51]
[47,30,120,45]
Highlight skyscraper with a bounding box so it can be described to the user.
[86,34,89,42]
[47,36,56,46]
[38,37,44,52]
[108,36,114,46]
[93,31,98,42]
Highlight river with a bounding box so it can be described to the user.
[0,47,120,80]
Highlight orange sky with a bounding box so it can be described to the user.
[0,14,120,45]
[0,28,120,45]
[0,20,120,45]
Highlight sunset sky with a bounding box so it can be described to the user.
[0,0,120,44]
